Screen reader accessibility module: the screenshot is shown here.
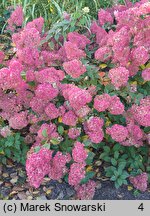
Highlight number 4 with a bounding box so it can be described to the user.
[138,203,144,211]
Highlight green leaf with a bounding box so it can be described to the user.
[115,181,120,189]
[42,129,48,138]
[2,157,6,164]
[43,143,50,149]
[113,143,121,152]
[114,170,119,177]
[50,138,60,145]
[103,146,110,153]
[5,148,11,157]
[58,125,64,135]
[34,146,41,153]
[15,140,21,150]
[64,174,68,183]
[118,161,126,170]
[123,180,128,185]
[83,139,92,147]
[114,151,119,160]
[100,152,107,159]
[111,158,117,166]
[117,178,123,186]
[103,156,111,162]
[121,171,129,179]
[110,175,116,181]
[80,171,95,184]
[86,152,95,165]
[92,142,105,149]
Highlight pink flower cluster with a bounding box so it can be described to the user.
[121,123,143,147]
[61,84,92,111]
[67,32,90,50]
[63,59,86,78]
[84,117,104,143]
[7,6,24,31]
[75,180,96,200]
[106,124,128,143]
[48,152,71,180]
[72,141,88,163]
[129,173,148,192]
[98,9,113,26]
[0,2,149,197]
[94,94,124,115]
[93,1,150,78]
[9,111,28,130]
[37,123,59,141]
[68,128,81,139]
[142,68,150,81]
[26,148,71,187]
[0,126,12,138]
[26,148,53,188]
[108,67,129,89]
[62,110,78,126]
[127,101,150,127]
[68,163,86,186]
[0,51,4,64]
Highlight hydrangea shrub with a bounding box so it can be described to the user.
[0,1,150,199]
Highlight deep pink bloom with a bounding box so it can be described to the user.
[37,123,57,140]
[98,9,113,26]
[68,163,86,186]
[88,130,104,144]
[64,41,86,60]
[68,128,81,139]
[106,124,128,142]
[7,6,24,31]
[142,68,150,81]
[108,67,129,89]
[84,117,104,144]
[9,111,28,130]
[72,141,88,163]
[26,17,44,33]
[35,83,59,101]
[95,46,112,62]
[0,51,4,64]
[94,94,111,112]
[75,180,96,200]
[84,117,104,132]
[45,103,59,120]
[26,148,53,188]
[129,173,148,192]
[134,105,150,127]
[108,96,125,115]
[49,152,71,180]
[75,106,91,118]
[63,59,86,78]
[121,123,143,147]
[62,110,78,126]
[131,46,149,66]
[35,68,65,84]
[67,32,90,49]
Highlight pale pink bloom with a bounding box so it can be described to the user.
[130,173,148,192]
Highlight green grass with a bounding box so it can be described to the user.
[0,0,140,33]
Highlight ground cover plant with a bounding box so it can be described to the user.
[0,0,150,199]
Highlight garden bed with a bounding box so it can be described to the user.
[0,0,150,200]
[0,163,150,200]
